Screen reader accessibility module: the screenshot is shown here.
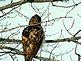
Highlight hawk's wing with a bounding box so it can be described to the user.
[22,26,45,61]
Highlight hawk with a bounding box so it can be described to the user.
[22,14,45,61]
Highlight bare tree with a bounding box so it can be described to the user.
[0,0,81,61]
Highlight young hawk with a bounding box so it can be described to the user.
[22,14,45,61]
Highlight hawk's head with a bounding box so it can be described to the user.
[29,14,41,26]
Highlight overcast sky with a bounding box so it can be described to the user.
[0,0,81,61]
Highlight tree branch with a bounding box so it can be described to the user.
[0,36,81,44]
[0,0,69,11]
[51,1,81,8]
[0,1,24,11]
[0,45,23,55]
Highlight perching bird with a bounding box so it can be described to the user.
[22,14,45,61]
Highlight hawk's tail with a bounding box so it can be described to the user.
[25,56,32,61]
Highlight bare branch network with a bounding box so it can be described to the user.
[1,0,81,12]
[0,0,67,11]
[0,0,81,61]
[0,35,81,44]
[0,0,74,11]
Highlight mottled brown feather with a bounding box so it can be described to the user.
[22,14,45,61]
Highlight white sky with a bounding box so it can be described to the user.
[0,0,81,61]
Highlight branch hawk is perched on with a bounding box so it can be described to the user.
[22,14,45,61]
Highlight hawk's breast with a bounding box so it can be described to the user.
[22,26,45,59]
